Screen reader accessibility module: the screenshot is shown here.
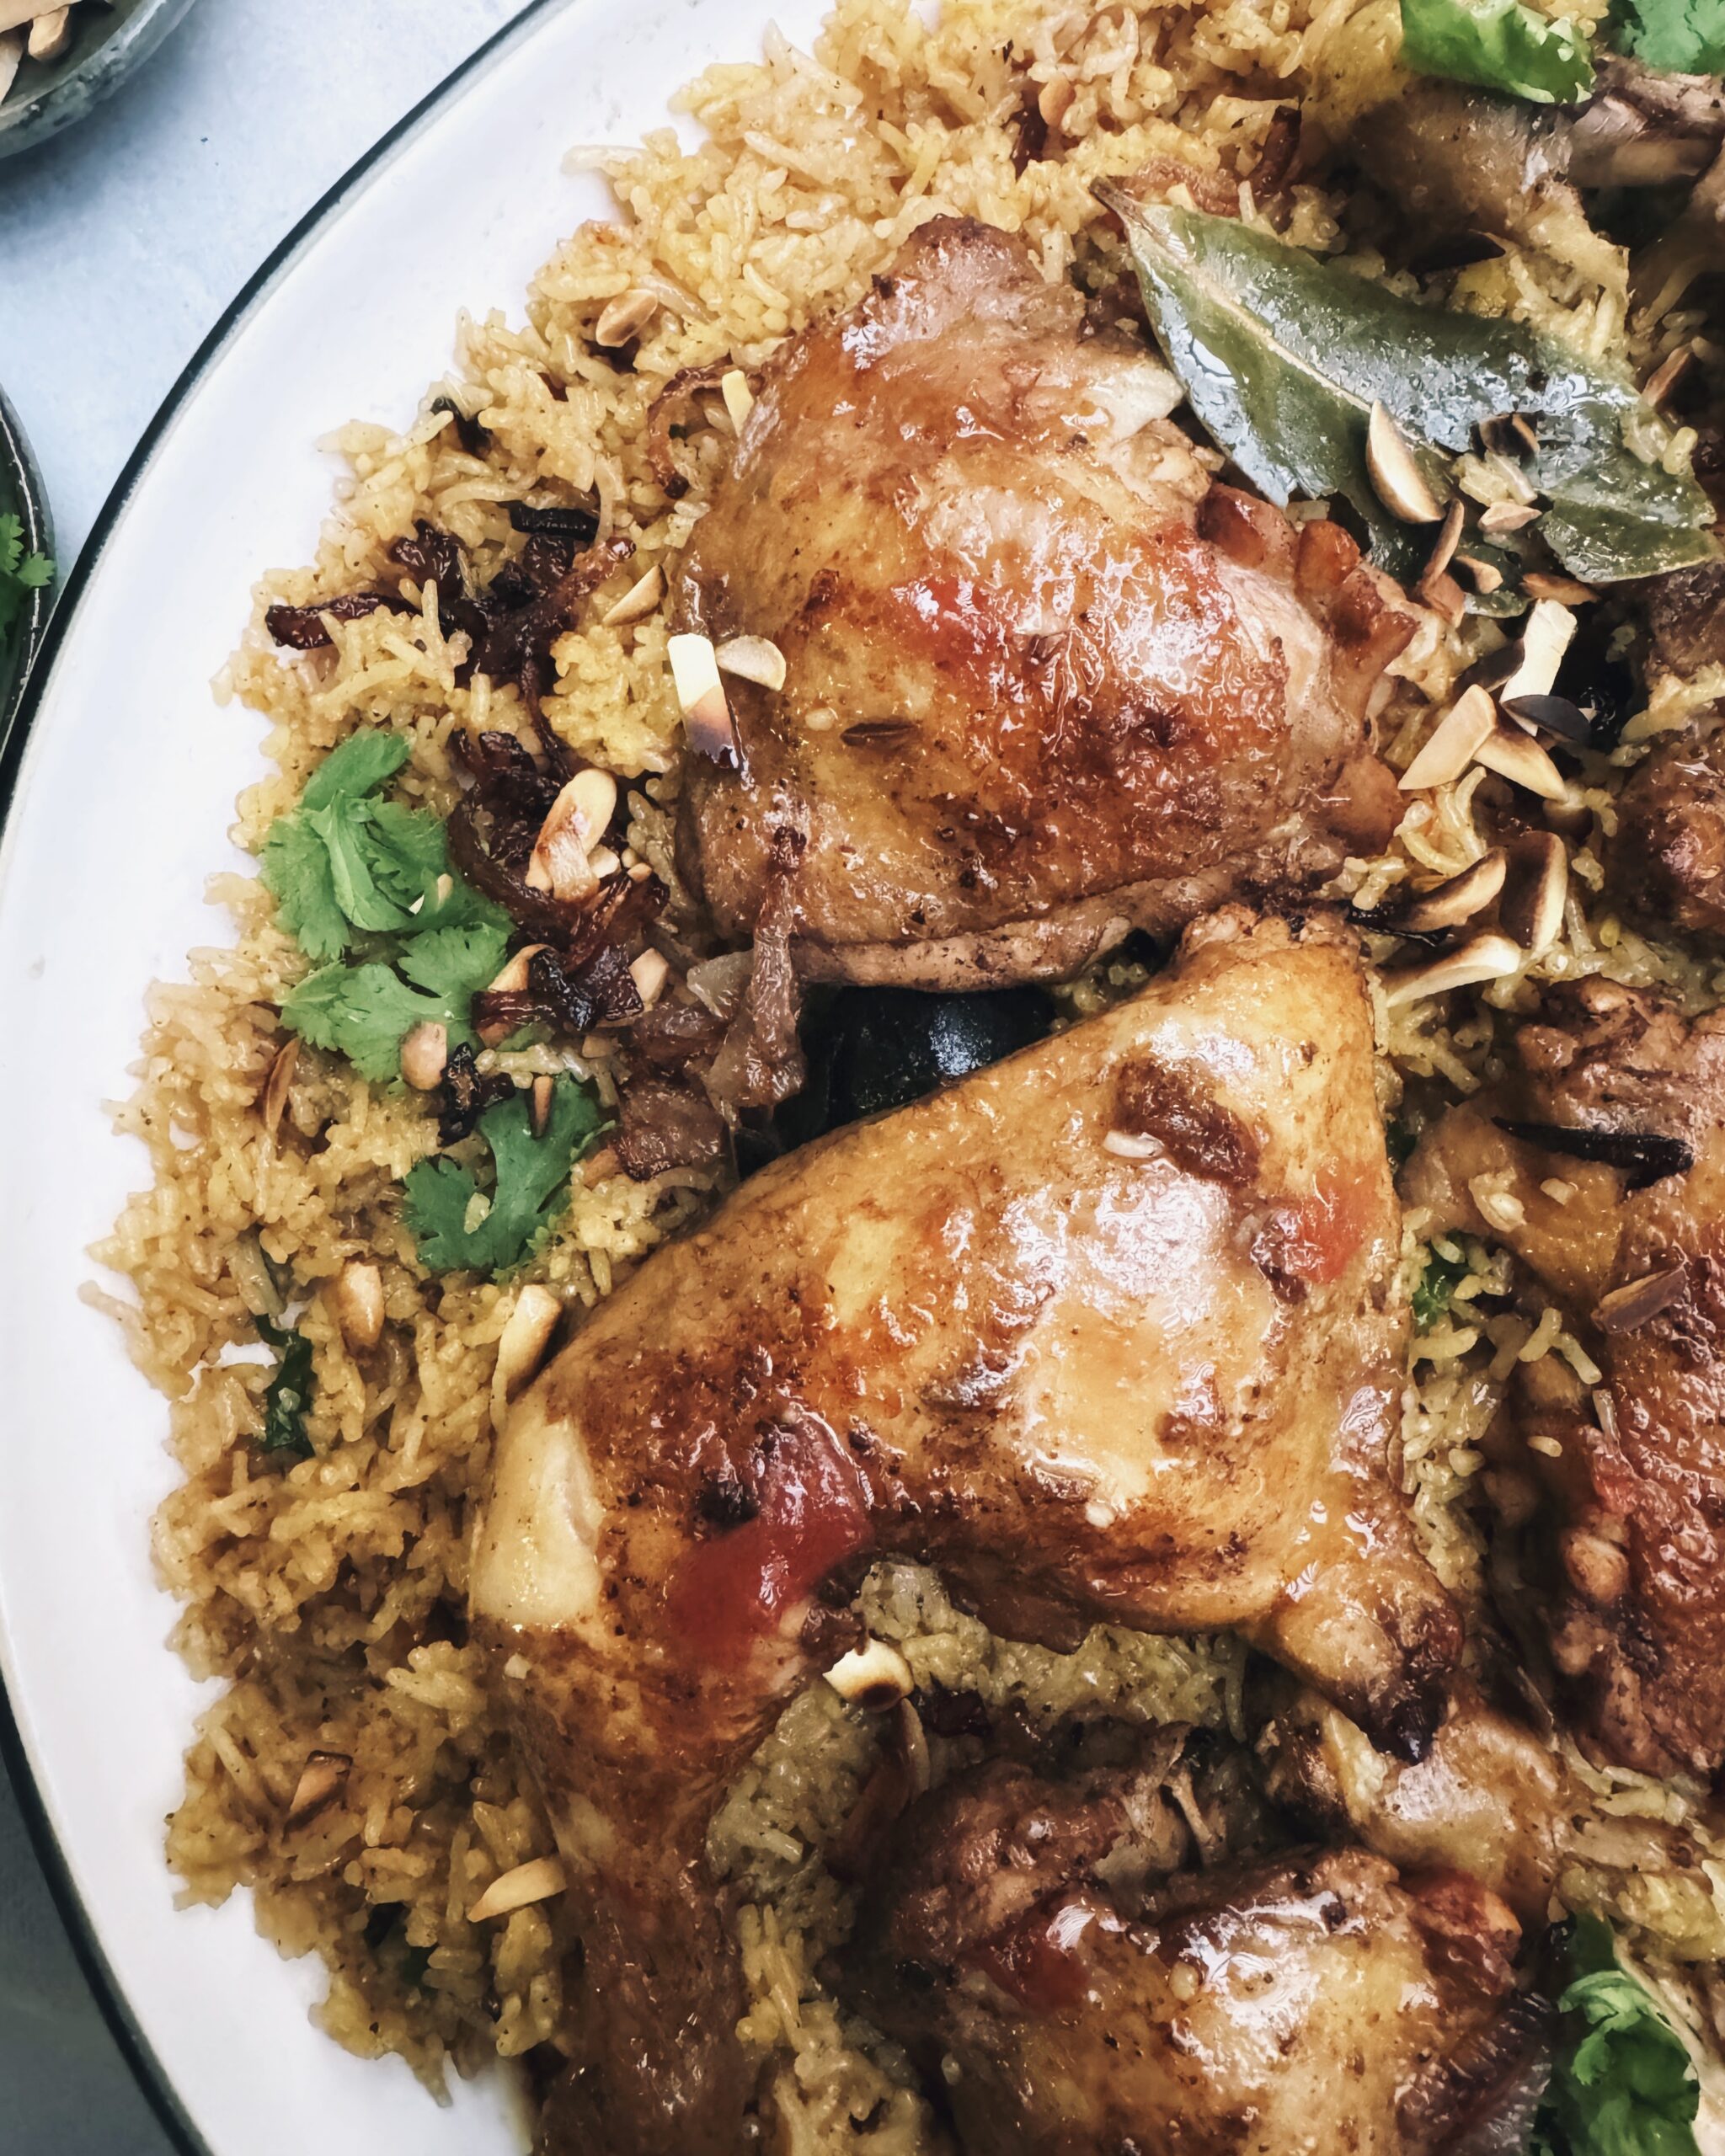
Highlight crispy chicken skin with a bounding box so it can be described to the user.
[1405,979,1725,1775]
[472,911,1458,2153]
[845,1762,1538,2156]
[674,216,1412,989]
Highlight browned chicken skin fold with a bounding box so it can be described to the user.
[845,1759,1544,2156]
[471,911,1457,2153]
[675,216,1412,989]
[1406,978,1725,1776]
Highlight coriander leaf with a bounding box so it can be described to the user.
[0,510,54,643]
[304,800,426,935]
[1610,0,1725,72]
[1103,197,1718,590]
[259,812,351,962]
[396,921,511,1005]
[1535,1917,1702,2156]
[405,1077,607,1275]
[1413,1246,1470,1328]
[280,963,446,1082]
[300,726,410,812]
[256,1316,315,1460]
[1402,0,1596,104]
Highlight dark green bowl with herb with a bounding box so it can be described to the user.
[0,389,54,768]
[0,0,200,159]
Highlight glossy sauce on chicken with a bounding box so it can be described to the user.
[472,912,1457,2153]
[676,217,1412,987]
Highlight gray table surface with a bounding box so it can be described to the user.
[0,3,525,2147]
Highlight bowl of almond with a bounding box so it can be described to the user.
[0,0,200,158]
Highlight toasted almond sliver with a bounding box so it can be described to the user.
[715,635,787,692]
[629,948,670,1011]
[581,1145,621,1187]
[1522,572,1597,606]
[1454,552,1503,595]
[1498,599,1577,707]
[262,1037,300,1139]
[494,1283,562,1406]
[26,5,68,60]
[825,1637,914,1710]
[1397,850,1507,934]
[334,1262,385,1353]
[1501,832,1567,956]
[1038,72,1076,130]
[720,369,755,432]
[467,1854,568,1924]
[1367,402,1444,525]
[668,632,740,764]
[487,944,547,998]
[526,769,617,902]
[1595,1266,1685,1334]
[594,289,660,348]
[286,1751,351,1828]
[1103,1129,1163,1160]
[1478,501,1539,534]
[400,1020,448,1091]
[1475,723,1565,801]
[601,564,664,627]
[1399,684,1497,792]
[1383,931,1521,1006]
[1424,496,1465,584]
[1641,345,1693,413]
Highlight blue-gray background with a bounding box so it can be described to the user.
[0,4,523,2146]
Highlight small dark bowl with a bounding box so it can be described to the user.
[0,390,53,772]
[0,0,200,159]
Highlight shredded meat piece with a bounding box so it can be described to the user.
[614,1077,728,1182]
[263,590,410,648]
[703,820,808,1114]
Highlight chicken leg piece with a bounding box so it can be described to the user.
[471,910,1457,2153]
[845,1759,1545,2156]
[1404,978,1725,1776]
[674,216,1413,990]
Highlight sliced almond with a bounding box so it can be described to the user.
[720,368,755,432]
[715,634,787,692]
[1454,552,1503,595]
[601,563,664,627]
[1382,931,1521,1006]
[1595,1266,1685,1334]
[1642,345,1694,413]
[1367,402,1444,525]
[286,1750,350,1828]
[26,4,68,60]
[668,632,740,765]
[628,948,670,1011]
[1037,72,1076,130]
[1103,1129,1165,1160]
[1498,599,1577,707]
[525,769,617,903]
[530,1073,554,1137]
[1423,496,1465,583]
[1478,501,1539,534]
[581,1144,621,1186]
[467,1854,567,1924]
[400,1020,449,1091]
[825,1637,914,1711]
[1397,850,1507,933]
[1399,684,1497,792]
[487,944,547,998]
[494,1283,562,1406]
[334,1262,385,1353]
[262,1037,300,1139]
[594,289,659,348]
[1501,832,1567,956]
[1522,571,1597,606]
[1418,566,1467,627]
[1475,723,1566,800]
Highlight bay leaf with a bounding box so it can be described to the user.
[1103,194,1717,589]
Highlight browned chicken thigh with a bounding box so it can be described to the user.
[1405,978,1725,1776]
[674,216,1413,988]
[471,911,1457,2153]
[845,1759,1543,2156]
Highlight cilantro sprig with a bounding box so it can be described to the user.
[256,1315,315,1460]
[262,728,511,1084]
[1610,0,1725,72]
[1413,1245,1471,1330]
[1534,1918,1702,2156]
[0,512,52,652]
[1400,0,1595,104]
[404,1077,607,1274]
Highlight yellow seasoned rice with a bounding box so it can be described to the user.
[92,0,1725,2141]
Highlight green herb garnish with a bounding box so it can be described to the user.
[1610,0,1725,75]
[1402,0,1595,104]
[0,513,52,652]
[1413,1246,1471,1328]
[404,1076,607,1275]
[1103,198,1718,593]
[1533,1917,1701,2156]
[262,728,511,1084]
[256,1315,316,1460]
